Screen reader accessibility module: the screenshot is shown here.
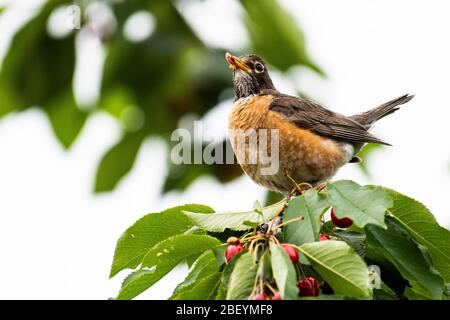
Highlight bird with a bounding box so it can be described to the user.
[225,52,414,195]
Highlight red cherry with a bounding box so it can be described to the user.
[225,244,245,263]
[320,234,330,241]
[280,244,299,264]
[251,293,268,300]
[272,292,282,300]
[331,208,353,228]
[297,276,320,297]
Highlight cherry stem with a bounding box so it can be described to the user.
[242,235,264,243]
[269,235,280,245]
[271,216,304,231]
[265,282,277,295]
[295,263,306,279]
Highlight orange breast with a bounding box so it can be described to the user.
[228,95,350,193]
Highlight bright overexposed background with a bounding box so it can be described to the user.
[0,0,449,299]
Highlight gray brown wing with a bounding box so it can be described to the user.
[268,94,390,145]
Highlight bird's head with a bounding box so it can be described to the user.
[225,52,275,100]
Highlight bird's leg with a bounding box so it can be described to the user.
[269,171,313,232]
[283,170,302,195]
[286,187,296,202]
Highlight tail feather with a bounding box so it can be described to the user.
[350,94,414,128]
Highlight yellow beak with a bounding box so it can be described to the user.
[225,52,252,73]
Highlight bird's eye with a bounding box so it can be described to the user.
[254,62,264,73]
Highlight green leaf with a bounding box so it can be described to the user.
[373,289,398,300]
[94,131,145,192]
[170,272,222,300]
[212,245,227,266]
[323,219,366,258]
[298,240,372,298]
[117,234,220,300]
[356,144,384,177]
[284,190,330,245]
[171,250,220,299]
[44,91,87,149]
[326,180,392,229]
[101,1,237,193]
[110,204,213,278]
[141,234,221,269]
[240,0,322,74]
[385,188,450,283]
[252,200,263,213]
[98,85,137,119]
[215,282,227,300]
[117,265,174,300]
[334,230,366,258]
[373,281,399,300]
[0,0,76,116]
[184,199,286,232]
[264,190,285,206]
[217,249,246,299]
[269,243,299,299]
[404,281,436,300]
[226,252,258,300]
[365,217,444,299]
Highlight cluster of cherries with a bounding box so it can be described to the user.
[224,208,353,300]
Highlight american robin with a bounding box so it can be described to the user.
[225,52,414,195]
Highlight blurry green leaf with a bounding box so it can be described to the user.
[184,199,286,232]
[270,243,299,299]
[385,188,450,283]
[226,252,258,300]
[0,0,76,116]
[110,204,213,277]
[240,0,322,74]
[99,0,236,192]
[298,240,372,298]
[356,144,383,177]
[45,91,87,149]
[326,180,392,229]
[365,217,444,299]
[163,140,242,193]
[99,85,137,119]
[284,190,330,245]
[94,131,145,192]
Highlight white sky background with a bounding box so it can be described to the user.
[0,0,449,299]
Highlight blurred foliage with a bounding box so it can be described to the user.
[356,144,384,178]
[0,0,322,194]
[240,0,323,74]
